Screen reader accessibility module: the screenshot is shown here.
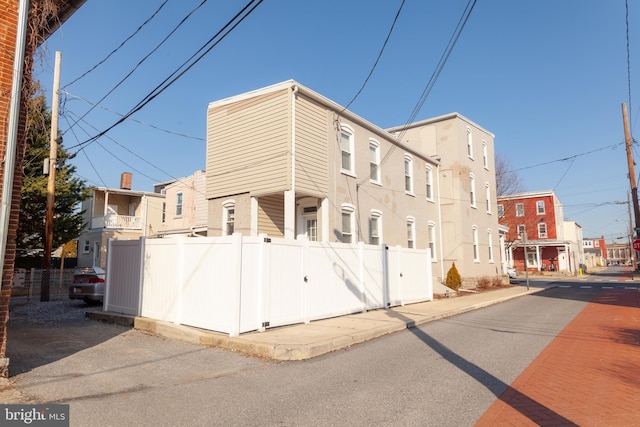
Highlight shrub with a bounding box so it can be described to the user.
[477,277,491,290]
[445,262,462,291]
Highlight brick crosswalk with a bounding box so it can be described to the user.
[475,288,640,426]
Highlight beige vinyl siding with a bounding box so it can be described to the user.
[258,194,285,237]
[294,95,328,196]
[207,89,291,199]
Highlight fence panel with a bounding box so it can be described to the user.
[105,239,143,315]
[141,238,181,322]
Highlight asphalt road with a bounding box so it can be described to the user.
[3,269,634,426]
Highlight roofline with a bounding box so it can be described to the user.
[386,112,495,138]
[93,187,165,198]
[497,190,558,201]
[207,80,440,166]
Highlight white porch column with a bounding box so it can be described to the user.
[250,196,258,236]
[284,190,295,239]
[321,198,329,242]
[536,245,542,271]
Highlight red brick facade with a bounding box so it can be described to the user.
[0,0,31,377]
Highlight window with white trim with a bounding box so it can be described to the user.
[82,240,90,254]
[472,225,479,262]
[428,221,437,261]
[407,216,416,249]
[369,139,381,184]
[482,141,488,169]
[487,229,494,262]
[536,200,545,215]
[497,204,504,218]
[222,201,235,236]
[341,204,355,243]
[470,174,476,207]
[340,125,355,174]
[404,154,414,194]
[467,128,473,158]
[485,183,491,213]
[176,192,183,216]
[516,203,524,217]
[369,210,382,245]
[425,165,433,201]
[162,202,166,223]
[517,224,526,237]
[538,222,547,239]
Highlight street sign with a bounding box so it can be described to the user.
[633,240,640,251]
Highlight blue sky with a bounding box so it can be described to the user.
[36,0,638,242]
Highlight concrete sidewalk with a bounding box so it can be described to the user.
[88,283,550,361]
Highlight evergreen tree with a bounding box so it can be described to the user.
[17,85,90,260]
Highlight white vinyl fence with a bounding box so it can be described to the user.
[105,235,433,336]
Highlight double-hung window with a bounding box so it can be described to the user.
[407,216,416,249]
[487,229,494,262]
[340,125,355,174]
[470,174,476,207]
[428,221,437,261]
[404,154,414,194]
[425,166,433,201]
[485,183,491,213]
[536,200,545,215]
[467,128,473,158]
[222,200,235,236]
[342,204,355,243]
[369,210,382,245]
[176,192,183,216]
[515,203,524,217]
[472,225,479,262]
[538,223,547,239]
[369,139,381,184]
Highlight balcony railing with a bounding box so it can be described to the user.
[91,215,142,230]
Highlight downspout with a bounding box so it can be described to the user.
[0,0,30,286]
[436,164,445,282]
[291,85,298,237]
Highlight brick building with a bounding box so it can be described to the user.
[0,0,85,377]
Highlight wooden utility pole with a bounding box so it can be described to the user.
[40,51,61,302]
[623,102,640,241]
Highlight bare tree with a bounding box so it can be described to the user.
[495,152,525,196]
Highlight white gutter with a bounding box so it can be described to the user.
[0,0,30,284]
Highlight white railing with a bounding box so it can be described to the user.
[105,235,433,336]
[91,215,142,230]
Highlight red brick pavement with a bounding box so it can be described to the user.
[475,288,640,426]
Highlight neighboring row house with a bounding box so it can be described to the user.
[583,236,607,268]
[76,173,164,268]
[205,80,502,286]
[498,190,584,274]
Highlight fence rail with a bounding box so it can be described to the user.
[106,235,433,337]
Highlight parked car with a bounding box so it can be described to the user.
[506,266,518,280]
[69,267,105,303]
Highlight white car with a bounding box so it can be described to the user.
[506,266,518,279]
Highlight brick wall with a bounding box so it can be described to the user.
[0,0,31,377]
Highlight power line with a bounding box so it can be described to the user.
[342,0,406,111]
[395,0,477,142]
[510,142,624,172]
[62,90,204,142]
[69,0,264,152]
[63,0,171,89]
[64,0,209,136]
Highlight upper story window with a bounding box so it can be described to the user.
[485,183,491,213]
[497,204,504,218]
[469,173,476,207]
[472,225,479,262]
[517,224,526,237]
[538,223,547,239]
[162,202,166,223]
[404,154,414,194]
[340,125,355,175]
[536,200,545,215]
[341,203,355,244]
[595,241,600,247]
[407,216,416,249]
[222,200,235,236]
[487,229,494,262]
[82,240,90,254]
[482,141,488,169]
[176,192,183,216]
[369,139,381,184]
[428,221,437,261]
[425,165,434,201]
[515,202,524,217]
[369,210,382,245]
[466,128,473,158]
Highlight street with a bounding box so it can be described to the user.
[3,267,638,426]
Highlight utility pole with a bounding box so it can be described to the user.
[40,51,61,302]
[622,102,640,241]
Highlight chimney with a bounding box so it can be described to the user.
[120,172,132,190]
